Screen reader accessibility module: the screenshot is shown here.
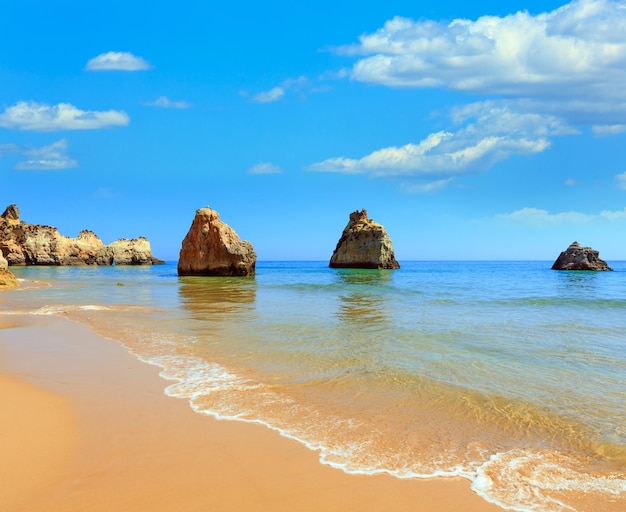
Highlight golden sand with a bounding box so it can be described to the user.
[0,314,500,512]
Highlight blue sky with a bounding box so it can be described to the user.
[2,0,626,261]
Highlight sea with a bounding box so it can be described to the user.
[2,261,625,512]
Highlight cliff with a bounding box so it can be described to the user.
[0,204,163,266]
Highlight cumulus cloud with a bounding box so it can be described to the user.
[308,103,565,184]
[494,206,626,224]
[247,162,283,174]
[0,101,129,131]
[0,139,78,170]
[616,171,626,189]
[341,0,626,127]
[86,51,151,71]
[311,1,626,189]
[142,96,191,109]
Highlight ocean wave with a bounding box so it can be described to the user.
[122,343,626,511]
[32,304,113,315]
[473,450,626,512]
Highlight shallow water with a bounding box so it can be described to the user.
[3,261,625,511]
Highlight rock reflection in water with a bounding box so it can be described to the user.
[177,276,257,324]
[554,266,600,298]
[335,269,392,325]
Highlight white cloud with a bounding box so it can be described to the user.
[616,171,626,189]
[0,139,78,170]
[143,96,191,109]
[251,76,324,103]
[0,101,129,131]
[592,124,626,136]
[400,177,455,193]
[252,86,285,103]
[247,162,283,174]
[319,68,350,81]
[308,103,562,181]
[342,0,626,126]
[565,178,577,186]
[86,51,151,71]
[494,206,626,224]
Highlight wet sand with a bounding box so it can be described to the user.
[0,314,500,512]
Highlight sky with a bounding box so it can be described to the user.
[2,0,626,261]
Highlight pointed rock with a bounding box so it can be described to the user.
[177,208,256,276]
[1,204,20,222]
[329,209,400,269]
[551,241,612,271]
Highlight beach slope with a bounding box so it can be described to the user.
[0,315,499,512]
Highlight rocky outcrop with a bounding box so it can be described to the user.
[0,204,163,266]
[0,252,19,288]
[329,209,400,269]
[103,237,165,265]
[551,241,612,271]
[177,207,256,276]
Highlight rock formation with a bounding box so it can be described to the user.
[103,237,165,265]
[0,251,19,288]
[177,207,256,276]
[551,241,612,271]
[0,204,163,266]
[329,209,400,269]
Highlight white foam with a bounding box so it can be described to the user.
[78,304,111,311]
[28,304,112,315]
[34,306,68,315]
[472,450,626,512]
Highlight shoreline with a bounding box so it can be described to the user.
[0,313,501,512]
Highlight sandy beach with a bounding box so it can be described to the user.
[0,313,501,512]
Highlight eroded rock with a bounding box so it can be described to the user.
[0,204,162,266]
[177,207,256,276]
[0,252,19,288]
[329,209,400,269]
[104,237,165,265]
[551,241,612,271]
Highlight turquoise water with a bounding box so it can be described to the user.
[3,261,625,511]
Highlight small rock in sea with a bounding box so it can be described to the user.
[551,241,612,271]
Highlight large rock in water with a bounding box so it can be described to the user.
[0,204,163,266]
[177,207,256,276]
[329,209,400,269]
[0,252,19,288]
[551,241,612,271]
